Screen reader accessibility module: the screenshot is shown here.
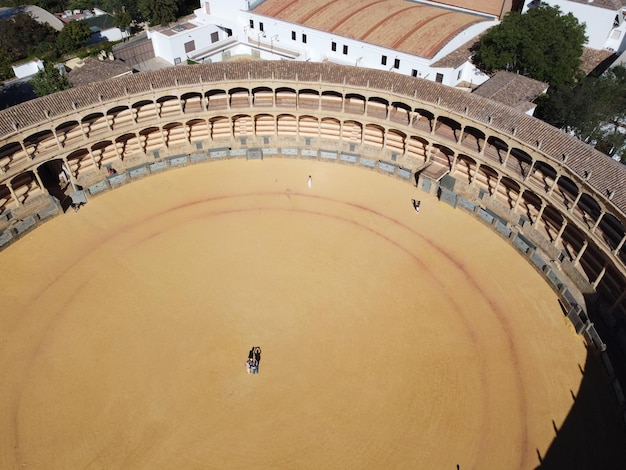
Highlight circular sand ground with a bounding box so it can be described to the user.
[0,160,587,469]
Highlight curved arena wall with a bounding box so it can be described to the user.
[1,61,625,358]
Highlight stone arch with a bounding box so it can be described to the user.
[163,122,187,146]
[405,135,429,165]
[596,212,625,252]
[133,100,158,123]
[181,92,204,114]
[232,114,253,137]
[206,89,228,111]
[475,163,499,195]
[275,87,297,108]
[363,123,384,149]
[254,114,275,136]
[434,115,461,144]
[66,148,92,176]
[0,183,13,214]
[385,128,406,155]
[341,120,362,143]
[431,143,454,171]
[0,142,25,168]
[345,93,366,115]
[529,160,558,193]
[453,153,476,184]
[540,204,564,242]
[209,116,231,140]
[23,129,55,157]
[298,115,319,138]
[252,86,274,108]
[229,87,250,109]
[116,133,141,158]
[277,113,297,137]
[298,89,320,110]
[107,105,133,129]
[366,96,388,120]
[484,135,508,165]
[412,108,434,133]
[186,119,210,142]
[320,117,340,140]
[506,147,533,179]
[139,127,163,152]
[11,170,42,204]
[91,140,116,168]
[81,112,108,136]
[460,125,485,154]
[518,188,542,224]
[320,90,343,112]
[554,175,579,210]
[389,101,411,125]
[576,192,602,231]
[157,95,181,119]
[55,120,82,147]
[497,176,521,209]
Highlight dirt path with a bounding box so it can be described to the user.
[0,159,588,469]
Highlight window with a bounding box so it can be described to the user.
[302,33,307,43]
[436,73,444,83]
[343,44,348,55]
[249,19,254,29]
[174,57,181,65]
[411,69,418,77]
[184,40,195,53]
[331,41,336,52]
[381,55,387,66]
[457,70,462,80]
[393,58,400,69]
[259,22,264,32]
[211,31,219,43]
[291,31,296,40]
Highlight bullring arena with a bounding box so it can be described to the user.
[1,62,626,468]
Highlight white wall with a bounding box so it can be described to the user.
[151,0,496,85]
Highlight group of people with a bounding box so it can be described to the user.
[245,346,262,374]
[412,199,421,213]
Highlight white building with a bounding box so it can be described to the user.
[148,0,503,87]
[523,0,626,52]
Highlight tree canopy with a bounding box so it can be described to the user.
[536,65,626,162]
[30,62,72,96]
[473,5,587,86]
[138,0,178,26]
[56,20,92,54]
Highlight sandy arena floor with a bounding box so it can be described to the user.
[0,159,592,468]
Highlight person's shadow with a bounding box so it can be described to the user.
[254,346,262,369]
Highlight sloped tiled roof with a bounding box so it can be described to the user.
[472,71,547,110]
[67,57,133,88]
[253,0,491,59]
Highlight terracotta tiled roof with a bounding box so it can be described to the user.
[0,61,624,214]
[68,57,134,88]
[431,34,482,68]
[472,71,547,108]
[432,0,508,17]
[252,0,491,59]
[580,47,616,75]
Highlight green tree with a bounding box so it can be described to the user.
[30,62,72,96]
[473,5,587,86]
[536,65,626,161]
[138,0,177,26]
[114,9,133,30]
[0,12,57,63]
[56,19,92,53]
[0,49,15,82]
